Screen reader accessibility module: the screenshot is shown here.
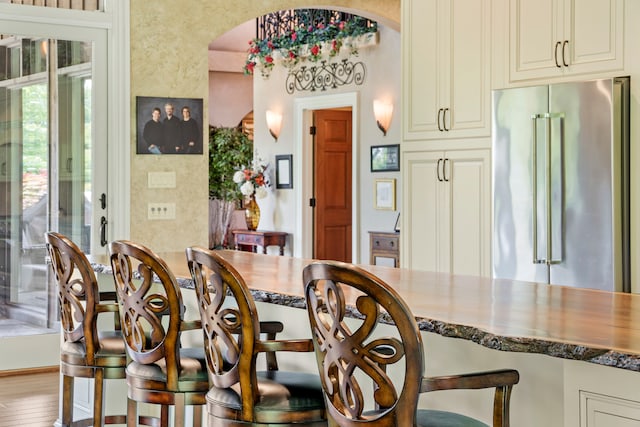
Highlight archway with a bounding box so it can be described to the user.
[206,4,400,258]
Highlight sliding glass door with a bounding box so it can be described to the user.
[0,30,106,331]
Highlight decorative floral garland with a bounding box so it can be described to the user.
[244,17,378,78]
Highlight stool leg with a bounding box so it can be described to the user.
[127,398,137,427]
[93,368,105,426]
[61,374,74,426]
[174,394,185,427]
[193,404,203,427]
[161,404,169,427]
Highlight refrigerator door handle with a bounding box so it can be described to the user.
[531,114,542,264]
[544,113,553,265]
[546,112,564,265]
[532,112,565,266]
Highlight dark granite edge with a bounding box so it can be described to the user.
[92,262,196,291]
[92,263,640,372]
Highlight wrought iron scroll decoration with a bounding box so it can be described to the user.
[285,59,366,94]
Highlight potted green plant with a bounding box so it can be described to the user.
[208,125,253,248]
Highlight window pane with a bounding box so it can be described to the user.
[6,0,103,12]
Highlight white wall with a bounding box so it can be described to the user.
[208,71,253,127]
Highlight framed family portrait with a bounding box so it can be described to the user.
[374,178,396,210]
[370,144,400,172]
[136,96,204,155]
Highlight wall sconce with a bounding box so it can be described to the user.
[266,110,282,141]
[373,100,393,136]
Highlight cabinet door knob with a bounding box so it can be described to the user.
[437,158,443,182]
[562,40,569,67]
[375,240,380,246]
[554,41,562,68]
[437,108,443,131]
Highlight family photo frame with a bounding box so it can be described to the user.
[136,96,204,155]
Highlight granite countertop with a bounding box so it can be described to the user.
[91,249,640,371]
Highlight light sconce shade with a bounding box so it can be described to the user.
[373,100,393,136]
[266,110,282,141]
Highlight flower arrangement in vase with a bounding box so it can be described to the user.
[233,157,270,230]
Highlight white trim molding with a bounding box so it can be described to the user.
[293,92,360,260]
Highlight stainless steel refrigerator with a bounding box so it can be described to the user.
[492,77,630,292]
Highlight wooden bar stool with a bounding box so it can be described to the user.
[303,260,520,427]
[45,231,128,426]
[110,240,209,427]
[185,247,327,427]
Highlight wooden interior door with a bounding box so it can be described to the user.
[313,109,352,262]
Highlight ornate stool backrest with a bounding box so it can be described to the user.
[303,260,424,426]
[185,247,261,410]
[109,240,185,389]
[45,231,102,363]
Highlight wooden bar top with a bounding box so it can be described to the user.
[91,249,640,371]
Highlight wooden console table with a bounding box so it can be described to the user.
[231,230,288,255]
[369,231,400,267]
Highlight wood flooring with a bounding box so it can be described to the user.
[0,369,59,427]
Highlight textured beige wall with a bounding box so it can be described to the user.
[129,0,400,252]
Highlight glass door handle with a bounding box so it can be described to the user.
[100,216,107,247]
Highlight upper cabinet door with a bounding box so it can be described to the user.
[510,0,562,78]
[510,0,624,82]
[402,0,491,141]
[447,0,491,138]
[565,0,623,72]
[402,0,441,139]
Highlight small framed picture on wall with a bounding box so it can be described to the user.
[374,178,396,210]
[275,154,293,189]
[370,144,400,172]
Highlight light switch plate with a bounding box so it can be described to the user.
[148,171,176,188]
[147,203,176,220]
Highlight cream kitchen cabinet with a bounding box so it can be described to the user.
[564,361,640,427]
[401,149,491,276]
[509,0,624,82]
[402,0,491,141]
